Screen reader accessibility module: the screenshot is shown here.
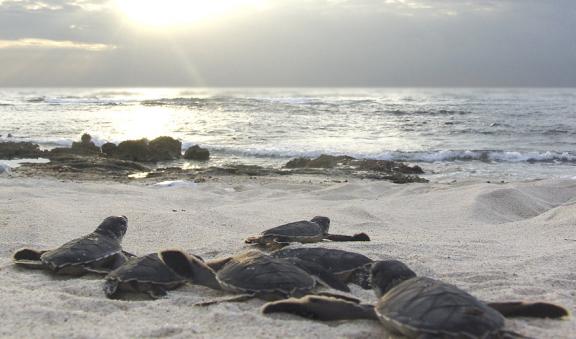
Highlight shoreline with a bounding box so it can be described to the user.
[1,175,575,338]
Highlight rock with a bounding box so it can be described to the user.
[116,139,151,162]
[183,145,210,161]
[81,133,91,144]
[355,159,424,174]
[16,154,151,180]
[149,136,182,161]
[70,133,100,155]
[285,154,353,169]
[101,142,118,156]
[0,142,44,159]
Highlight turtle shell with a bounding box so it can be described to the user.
[375,277,505,338]
[40,232,122,273]
[216,251,315,298]
[106,253,185,285]
[271,247,372,274]
[261,221,325,242]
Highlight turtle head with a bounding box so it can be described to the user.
[95,215,128,240]
[311,216,330,234]
[160,250,222,290]
[370,260,416,298]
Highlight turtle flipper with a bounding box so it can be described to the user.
[324,233,371,242]
[262,295,377,321]
[160,250,222,290]
[13,248,48,269]
[195,294,256,307]
[486,301,570,319]
[103,279,120,299]
[289,258,350,293]
[314,292,362,304]
[147,285,168,299]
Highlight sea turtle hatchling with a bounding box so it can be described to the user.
[263,260,569,338]
[270,247,375,289]
[245,216,370,250]
[13,215,131,275]
[103,252,203,300]
[160,249,351,305]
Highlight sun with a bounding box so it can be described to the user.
[116,0,265,28]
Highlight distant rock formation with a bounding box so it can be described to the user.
[101,142,118,156]
[116,136,182,162]
[183,145,210,161]
[70,133,100,155]
[0,142,44,159]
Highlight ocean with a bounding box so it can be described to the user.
[1,87,575,182]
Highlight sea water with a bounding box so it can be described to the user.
[1,87,575,182]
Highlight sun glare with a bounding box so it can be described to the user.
[116,0,265,28]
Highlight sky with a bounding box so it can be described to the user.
[0,0,575,87]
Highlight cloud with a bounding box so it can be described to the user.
[0,0,111,11]
[0,38,115,50]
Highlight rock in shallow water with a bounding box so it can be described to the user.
[183,145,210,160]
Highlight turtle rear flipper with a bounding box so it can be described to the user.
[289,258,350,293]
[324,233,371,242]
[487,302,570,319]
[13,248,48,269]
[262,295,377,321]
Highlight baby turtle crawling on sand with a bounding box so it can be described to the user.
[271,247,374,289]
[13,216,131,275]
[160,249,351,305]
[244,216,370,250]
[263,260,569,339]
[103,252,202,299]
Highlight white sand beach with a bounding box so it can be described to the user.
[0,176,574,338]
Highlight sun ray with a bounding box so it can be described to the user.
[115,0,266,28]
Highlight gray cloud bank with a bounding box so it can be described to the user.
[0,0,575,87]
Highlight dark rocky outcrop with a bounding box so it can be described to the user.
[355,159,424,174]
[70,133,100,155]
[115,136,182,162]
[101,142,118,156]
[285,155,354,169]
[183,145,210,161]
[116,139,151,162]
[16,154,151,181]
[284,154,427,183]
[0,142,44,159]
[149,136,182,161]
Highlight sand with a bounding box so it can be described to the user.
[0,176,574,338]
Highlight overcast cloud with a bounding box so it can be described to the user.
[0,0,575,86]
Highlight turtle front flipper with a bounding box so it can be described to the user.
[13,248,48,269]
[324,233,371,242]
[103,279,121,299]
[147,285,168,299]
[486,301,570,319]
[262,295,377,321]
[289,258,350,293]
[160,250,222,290]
